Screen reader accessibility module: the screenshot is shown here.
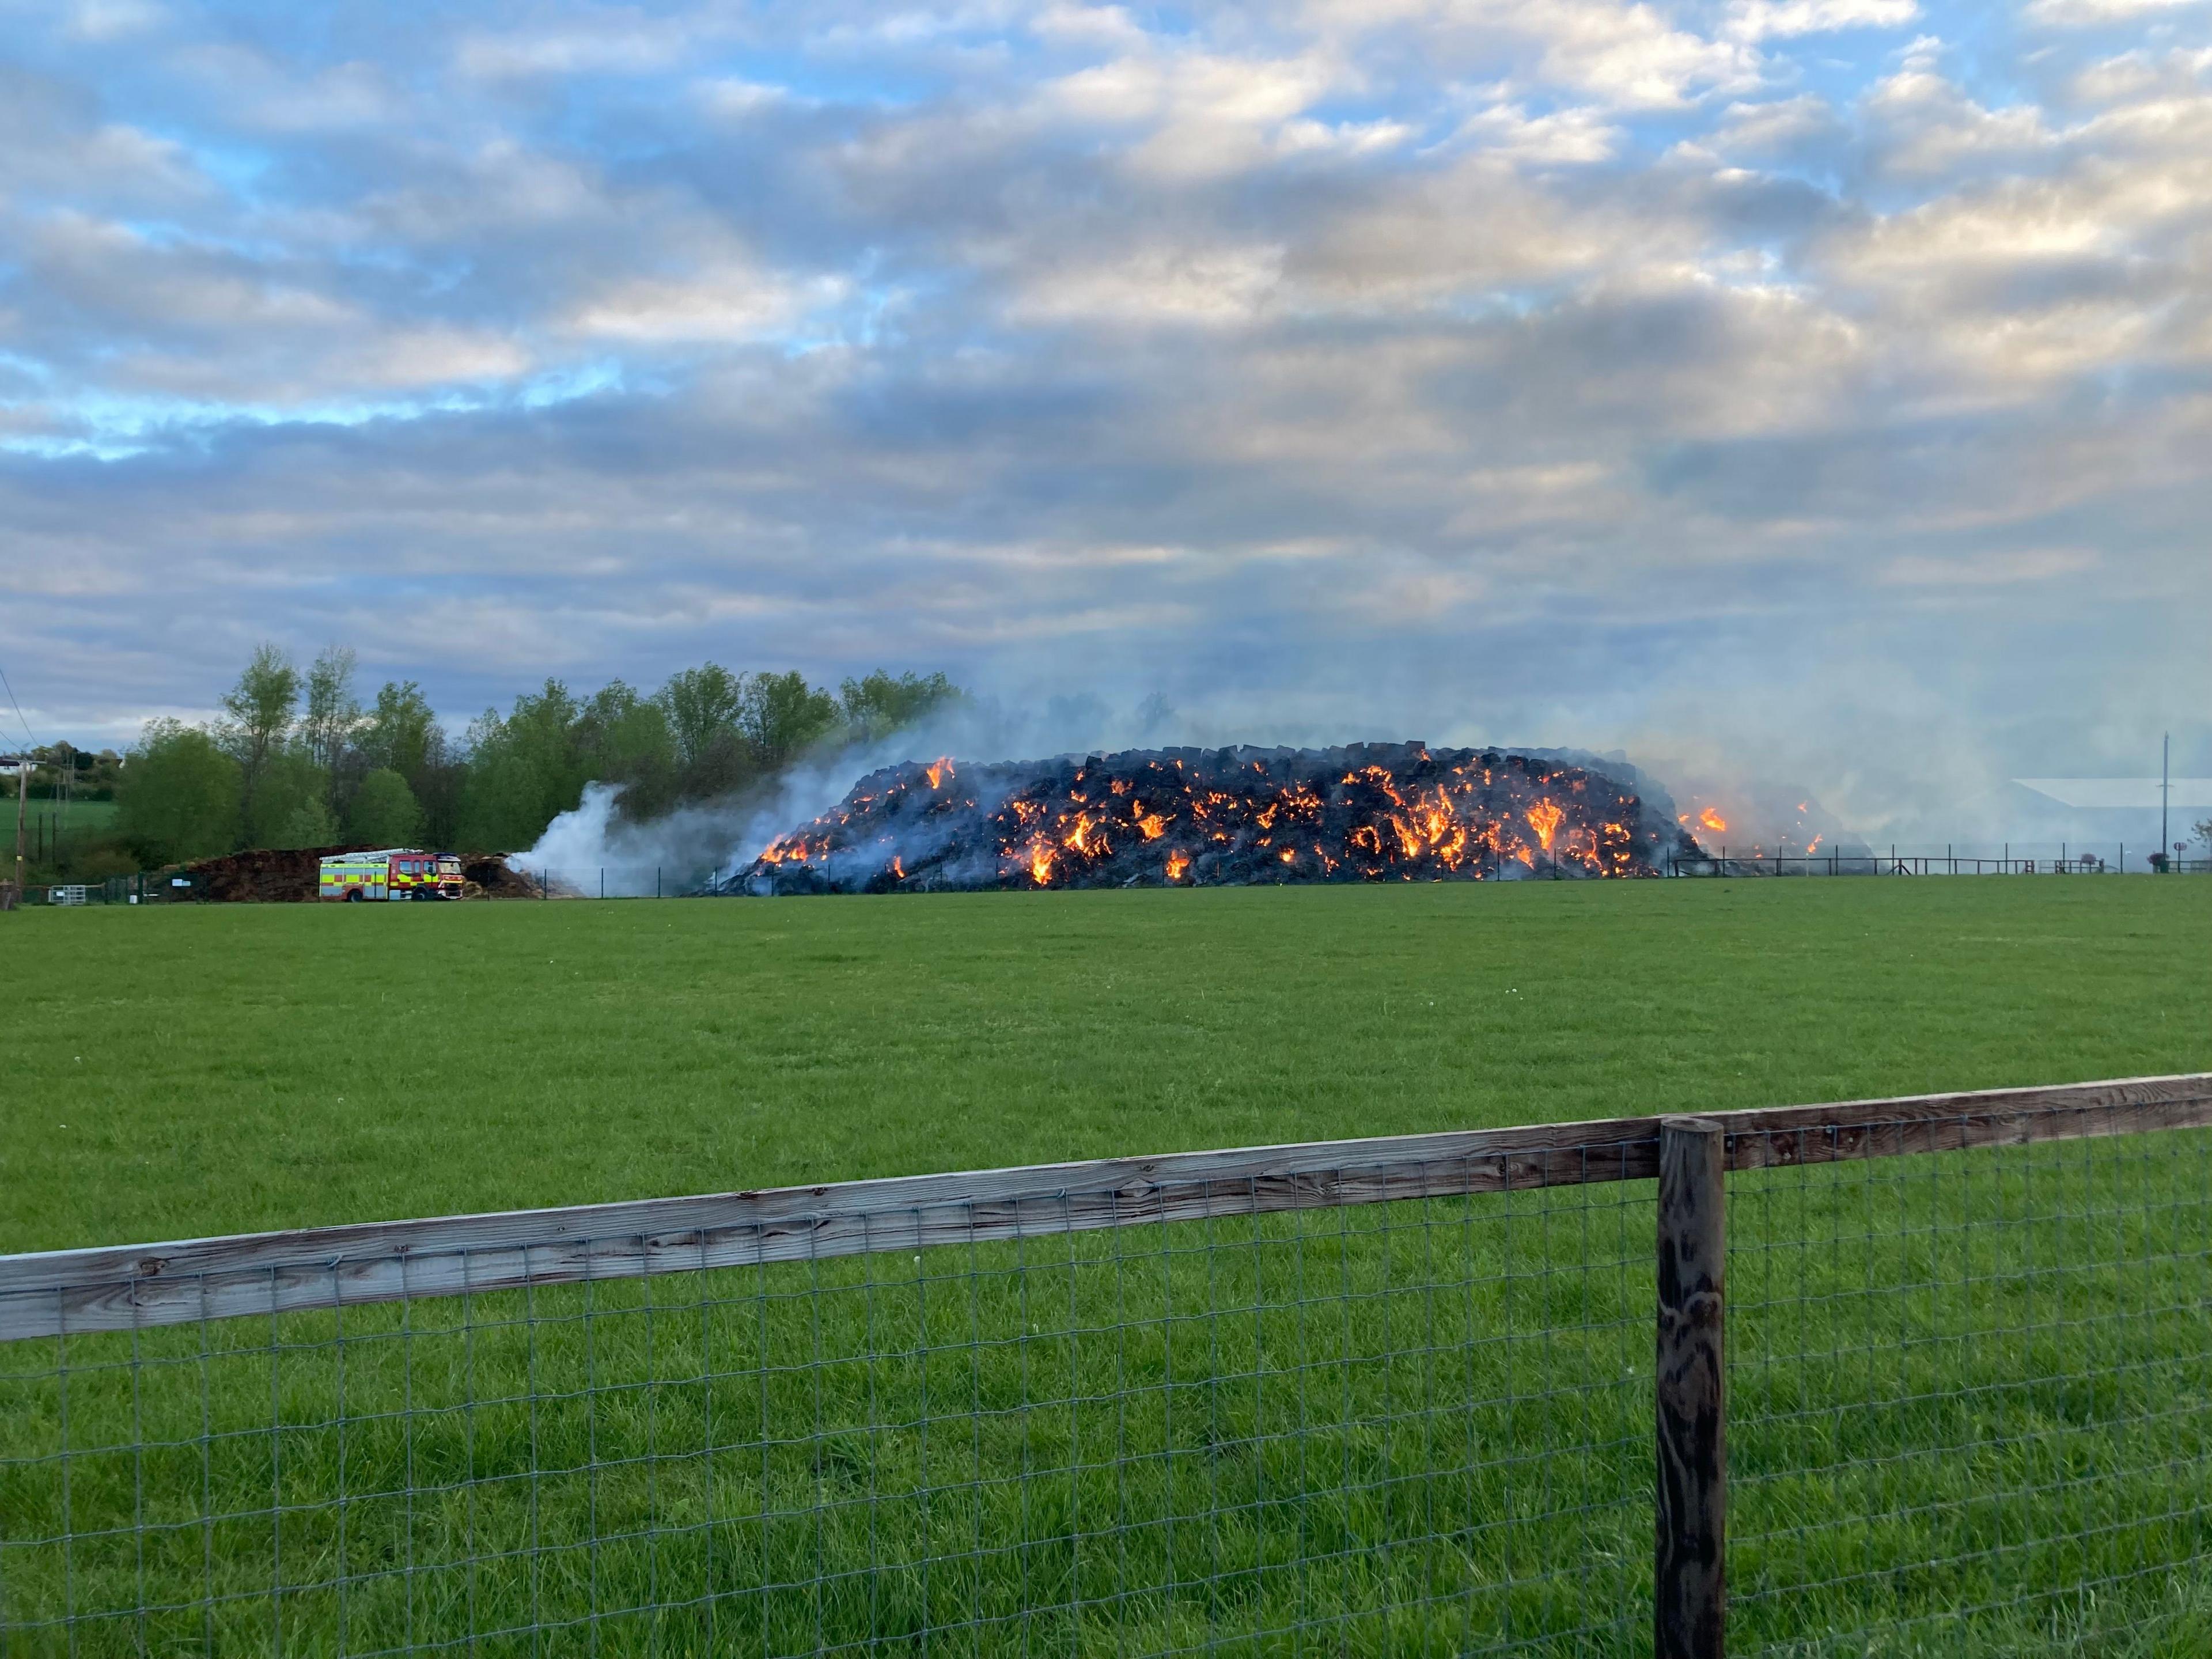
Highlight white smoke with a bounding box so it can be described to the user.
[511,779,817,897]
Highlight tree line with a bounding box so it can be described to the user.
[114,647,962,866]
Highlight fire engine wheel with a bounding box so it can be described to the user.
[344,889,363,903]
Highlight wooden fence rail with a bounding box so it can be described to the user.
[3,1073,2207,1343]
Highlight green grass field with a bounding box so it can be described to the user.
[16,797,127,885]
[17,797,119,832]
[3,880,2210,1656]
[3,878,2209,1253]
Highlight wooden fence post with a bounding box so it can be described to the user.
[1657,1115,1726,1659]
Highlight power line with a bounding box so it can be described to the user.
[0,653,33,749]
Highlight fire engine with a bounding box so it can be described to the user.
[319,849,466,902]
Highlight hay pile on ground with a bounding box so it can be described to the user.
[463,858,546,898]
[172,848,542,901]
[179,846,370,903]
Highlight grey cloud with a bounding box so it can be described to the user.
[1,0,2209,830]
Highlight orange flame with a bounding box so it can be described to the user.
[1279,847,1296,864]
[1137,812,1168,840]
[925,757,953,790]
[1526,799,1565,851]
[1027,840,1054,886]
[1165,850,1191,881]
[1698,807,1728,834]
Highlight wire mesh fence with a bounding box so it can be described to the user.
[1666,845,2209,877]
[2,1078,2209,1657]
[0,1150,1658,1658]
[1726,1111,2212,1654]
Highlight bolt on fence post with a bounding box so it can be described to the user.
[1657,1115,1727,1659]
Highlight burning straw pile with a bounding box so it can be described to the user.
[725,744,1692,895]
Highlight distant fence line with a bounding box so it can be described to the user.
[24,847,2212,906]
[1673,844,2212,877]
[4,1073,2210,1656]
[23,868,732,905]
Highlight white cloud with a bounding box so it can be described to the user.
[1007,245,1286,325]
[567,271,828,344]
[1712,93,1846,154]
[454,19,711,79]
[1881,547,2098,584]
[1030,3,1151,51]
[61,0,162,41]
[1729,0,1918,40]
[1452,102,1622,162]
[1044,44,1341,177]
[698,77,805,119]
[1533,3,1763,107]
[2025,0,2207,26]
[1861,63,2049,173]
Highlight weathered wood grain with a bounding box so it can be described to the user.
[2,1072,2206,1340]
[1656,1118,1726,1659]
[1717,1078,2212,1169]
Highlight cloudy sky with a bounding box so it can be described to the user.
[2,0,2208,828]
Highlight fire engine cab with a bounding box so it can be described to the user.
[319,849,465,902]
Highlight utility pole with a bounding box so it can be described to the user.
[2161,732,2171,870]
[2,752,26,911]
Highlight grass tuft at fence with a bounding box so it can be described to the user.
[3,1075,2209,1657]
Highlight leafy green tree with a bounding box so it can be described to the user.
[271,797,339,850]
[301,647,361,791]
[361,680,461,844]
[656,664,759,801]
[26,742,78,801]
[247,749,334,848]
[840,671,961,745]
[218,644,302,836]
[738,672,840,767]
[360,681,442,783]
[575,681,678,821]
[457,681,588,850]
[132,652,971,855]
[117,721,243,865]
[28,745,124,802]
[348,768,424,847]
[414,755,467,850]
[658,665,744,765]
